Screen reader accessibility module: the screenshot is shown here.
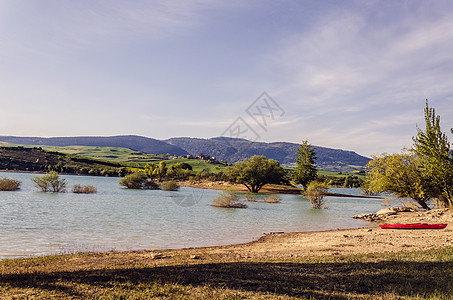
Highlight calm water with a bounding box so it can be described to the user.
[0,172,382,259]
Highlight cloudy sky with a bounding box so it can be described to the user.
[1,0,453,157]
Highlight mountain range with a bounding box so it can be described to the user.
[0,135,370,171]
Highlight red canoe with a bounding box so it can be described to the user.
[380,223,447,229]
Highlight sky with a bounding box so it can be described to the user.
[1,0,453,157]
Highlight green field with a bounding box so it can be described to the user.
[0,142,227,173]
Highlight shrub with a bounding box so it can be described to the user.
[304,181,329,209]
[212,190,247,208]
[160,181,180,191]
[0,177,21,191]
[243,193,258,202]
[72,184,97,194]
[143,181,160,190]
[119,172,147,189]
[263,195,282,203]
[31,171,67,192]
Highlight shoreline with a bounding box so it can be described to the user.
[116,209,452,260]
[6,209,451,261]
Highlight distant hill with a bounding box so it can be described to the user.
[0,135,370,171]
[0,146,125,176]
[0,135,188,156]
[166,137,370,171]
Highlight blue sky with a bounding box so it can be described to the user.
[1,0,453,157]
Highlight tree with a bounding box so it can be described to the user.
[31,171,67,192]
[304,181,329,209]
[119,172,147,189]
[293,140,318,190]
[365,151,431,210]
[412,100,453,207]
[227,155,286,193]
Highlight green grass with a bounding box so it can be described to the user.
[0,247,451,299]
[0,142,228,172]
[163,158,228,173]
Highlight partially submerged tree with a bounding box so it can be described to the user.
[31,171,67,192]
[293,140,318,190]
[119,172,147,189]
[304,181,329,209]
[227,155,286,193]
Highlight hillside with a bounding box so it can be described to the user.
[166,137,370,171]
[0,146,125,176]
[0,135,188,156]
[0,135,371,171]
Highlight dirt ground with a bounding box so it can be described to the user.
[138,209,452,261]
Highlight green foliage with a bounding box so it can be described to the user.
[365,152,431,210]
[293,140,318,190]
[160,181,180,191]
[227,155,286,193]
[211,189,247,208]
[119,172,147,189]
[0,177,21,191]
[31,171,67,192]
[72,184,97,194]
[412,100,453,207]
[365,100,453,209]
[304,181,329,209]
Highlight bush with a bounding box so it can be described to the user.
[212,190,247,208]
[0,177,21,191]
[143,181,160,190]
[304,181,329,209]
[31,171,67,192]
[243,193,258,202]
[263,195,282,203]
[119,172,147,189]
[160,181,180,191]
[72,184,97,194]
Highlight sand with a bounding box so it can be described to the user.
[137,209,452,261]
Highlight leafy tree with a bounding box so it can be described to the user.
[293,140,318,190]
[154,161,167,182]
[412,100,453,207]
[227,155,286,193]
[365,152,431,210]
[119,172,147,189]
[31,171,67,192]
[168,163,183,179]
[144,163,158,179]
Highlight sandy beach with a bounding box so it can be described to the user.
[121,208,452,262]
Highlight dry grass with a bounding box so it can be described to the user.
[212,190,247,208]
[0,247,451,299]
[243,193,258,202]
[72,184,97,194]
[263,195,282,203]
[0,177,21,191]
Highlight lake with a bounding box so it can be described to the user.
[0,172,383,259]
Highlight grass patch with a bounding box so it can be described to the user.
[0,177,21,191]
[0,248,451,299]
